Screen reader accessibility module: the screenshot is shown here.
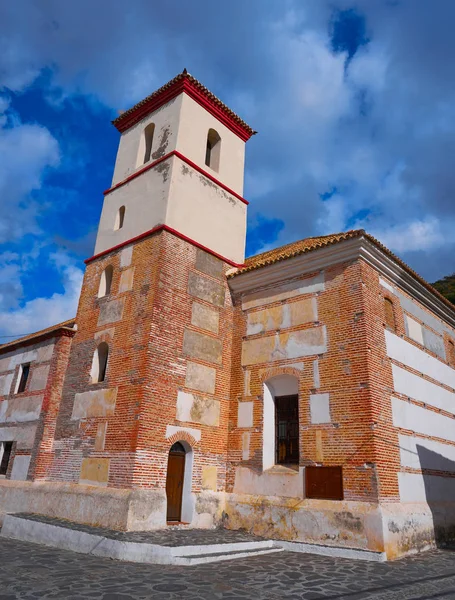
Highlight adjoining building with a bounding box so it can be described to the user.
[1,71,455,560]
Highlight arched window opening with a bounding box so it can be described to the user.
[143,123,155,164]
[114,206,125,231]
[91,342,109,383]
[384,298,396,333]
[205,128,221,172]
[135,123,155,168]
[98,265,113,298]
[448,340,455,368]
[263,375,300,470]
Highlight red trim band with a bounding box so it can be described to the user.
[104,150,249,206]
[114,78,254,142]
[85,224,245,268]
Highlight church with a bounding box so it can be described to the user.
[1,71,455,561]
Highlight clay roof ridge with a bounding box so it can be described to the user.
[0,318,76,352]
[112,69,256,136]
[229,228,455,316]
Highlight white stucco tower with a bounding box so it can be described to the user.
[93,70,255,265]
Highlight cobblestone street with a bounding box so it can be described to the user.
[2,538,455,599]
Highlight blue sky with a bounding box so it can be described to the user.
[1,0,455,340]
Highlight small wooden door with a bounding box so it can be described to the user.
[166,443,186,522]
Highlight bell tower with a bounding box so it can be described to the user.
[94,70,255,265]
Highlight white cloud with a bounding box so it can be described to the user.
[370,217,445,254]
[0,250,82,339]
[0,99,60,243]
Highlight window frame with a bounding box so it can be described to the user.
[91,342,109,383]
[0,441,13,477]
[204,129,221,172]
[16,363,31,394]
[275,394,299,466]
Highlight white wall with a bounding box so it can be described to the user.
[386,330,455,389]
[177,93,246,194]
[387,330,455,503]
[111,96,183,186]
[166,155,247,264]
[392,364,455,413]
[94,161,171,255]
[392,397,455,442]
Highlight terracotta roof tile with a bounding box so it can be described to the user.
[233,230,363,275]
[0,318,76,353]
[229,229,455,315]
[113,70,256,137]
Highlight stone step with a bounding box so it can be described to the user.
[175,547,284,565]
[171,539,276,556]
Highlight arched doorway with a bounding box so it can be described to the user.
[166,442,186,522]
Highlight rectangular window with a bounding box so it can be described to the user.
[275,394,299,465]
[306,466,343,500]
[0,441,13,476]
[17,363,30,394]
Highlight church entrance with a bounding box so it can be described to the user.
[166,442,186,522]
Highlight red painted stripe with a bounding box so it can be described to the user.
[103,152,173,195]
[103,150,249,205]
[114,78,254,141]
[84,224,245,268]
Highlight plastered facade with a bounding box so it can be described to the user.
[2,74,455,560]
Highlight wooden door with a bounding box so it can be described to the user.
[166,449,185,522]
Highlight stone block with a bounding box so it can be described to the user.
[201,466,218,491]
[244,370,251,395]
[36,343,55,363]
[195,250,224,279]
[0,425,37,449]
[242,272,325,310]
[246,297,316,335]
[183,330,222,365]
[237,401,253,428]
[242,432,250,460]
[120,246,133,267]
[94,422,108,451]
[28,365,50,392]
[176,391,220,426]
[71,388,118,420]
[0,396,43,423]
[405,315,424,345]
[191,302,219,334]
[10,455,31,481]
[98,298,125,326]
[185,361,216,394]
[241,326,327,366]
[118,267,135,293]
[80,458,110,486]
[0,373,13,396]
[188,272,225,307]
[423,327,446,359]
[313,359,320,388]
[310,393,331,424]
[94,328,115,342]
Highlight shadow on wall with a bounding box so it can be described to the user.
[417,445,455,548]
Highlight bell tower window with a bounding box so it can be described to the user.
[205,128,221,172]
[114,206,125,231]
[136,123,155,167]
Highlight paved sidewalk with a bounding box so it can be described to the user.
[2,536,455,599]
[8,513,266,546]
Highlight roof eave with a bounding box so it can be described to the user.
[228,235,455,330]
